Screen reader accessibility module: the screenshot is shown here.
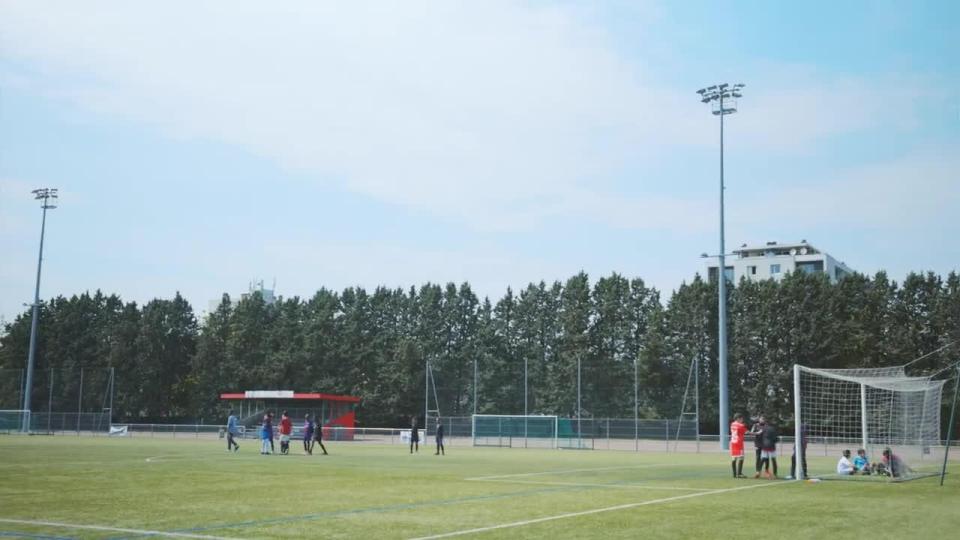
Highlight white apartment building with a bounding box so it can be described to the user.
[706,241,852,284]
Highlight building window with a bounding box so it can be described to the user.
[770,264,781,274]
[748,265,757,275]
[796,260,824,274]
[708,266,735,283]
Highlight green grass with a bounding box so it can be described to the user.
[1,436,959,539]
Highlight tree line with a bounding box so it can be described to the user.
[0,270,957,431]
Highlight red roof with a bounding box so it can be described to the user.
[219,391,360,403]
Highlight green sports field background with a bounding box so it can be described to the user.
[1,437,959,539]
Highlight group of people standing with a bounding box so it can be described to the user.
[729,414,794,479]
[225,410,328,456]
[408,416,445,456]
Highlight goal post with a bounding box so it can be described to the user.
[0,410,28,433]
[794,364,947,481]
[471,414,558,449]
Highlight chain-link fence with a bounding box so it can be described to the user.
[0,367,115,431]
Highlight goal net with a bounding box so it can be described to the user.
[472,414,558,449]
[794,364,947,481]
[0,410,27,433]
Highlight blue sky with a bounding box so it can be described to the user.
[1,1,958,323]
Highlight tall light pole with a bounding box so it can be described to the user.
[22,188,58,432]
[697,83,743,450]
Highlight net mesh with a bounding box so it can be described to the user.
[0,410,26,433]
[797,365,946,481]
[472,415,558,448]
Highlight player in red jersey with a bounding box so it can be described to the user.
[730,413,748,478]
[278,410,293,455]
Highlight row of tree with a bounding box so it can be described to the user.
[1,270,957,431]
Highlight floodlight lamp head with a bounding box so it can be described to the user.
[719,83,729,89]
[700,253,709,258]
[696,88,706,95]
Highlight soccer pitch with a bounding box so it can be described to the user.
[2,437,959,539]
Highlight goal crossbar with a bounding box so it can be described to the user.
[794,364,947,482]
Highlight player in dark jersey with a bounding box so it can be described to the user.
[749,416,765,478]
[313,416,328,455]
[759,421,779,479]
[435,418,445,456]
[303,413,314,455]
[410,416,420,454]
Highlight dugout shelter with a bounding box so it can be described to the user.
[220,390,360,440]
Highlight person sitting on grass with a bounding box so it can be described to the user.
[836,449,855,475]
[853,449,870,475]
[881,448,912,478]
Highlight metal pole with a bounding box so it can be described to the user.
[695,355,701,452]
[77,367,83,434]
[47,368,53,433]
[577,355,582,447]
[18,369,24,417]
[793,365,804,482]
[634,357,638,452]
[108,367,115,427]
[423,358,429,434]
[860,384,869,451]
[940,366,960,486]
[473,356,478,416]
[22,195,53,432]
[717,92,729,451]
[524,355,528,447]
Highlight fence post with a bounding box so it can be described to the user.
[665,420,670,452]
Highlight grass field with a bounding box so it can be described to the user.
[1,436,959,539]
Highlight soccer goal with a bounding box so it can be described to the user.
[0,410,28,433]
[793,364,947,481]
[472,414,558,449]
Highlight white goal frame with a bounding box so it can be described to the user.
[471,414,559,449]
[793,364,946,482]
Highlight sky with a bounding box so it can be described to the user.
[1,0,958,324]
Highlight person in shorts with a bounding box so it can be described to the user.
[758,420,779,479]
[410,416,419,454]
[729,413,747,478]
[226,410,240,453]
[260,413,272,455]
[313,416,328,455]
[303,413,314,455]
[278,411,292,455]
[435,418,445,456]
[749,416,765,477]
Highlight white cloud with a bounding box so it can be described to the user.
[0,1,938,234]
[733,145,960,231]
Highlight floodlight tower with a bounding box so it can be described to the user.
[696,83,743,450]
[22,188,58,432]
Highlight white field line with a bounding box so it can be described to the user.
[409,481,789,540]
[0,518,242,539]
[464,463,687,481]
[468,478,714,492]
